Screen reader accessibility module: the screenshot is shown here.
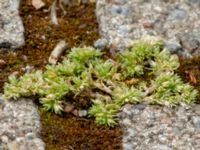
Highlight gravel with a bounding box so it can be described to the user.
[0,94,45,150]
[119,104,200,150]
[96,0,200,58]
[0,0,25,49]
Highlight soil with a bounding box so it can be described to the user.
[0,1,122,150]
[0,0,200,150]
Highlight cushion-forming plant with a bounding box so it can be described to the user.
[3,37,198,126]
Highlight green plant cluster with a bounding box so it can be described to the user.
[3,37,198,126]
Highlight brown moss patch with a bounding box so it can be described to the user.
[40,112,122,150]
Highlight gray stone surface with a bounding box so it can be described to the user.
[94,38,108,49]
[0,0,24,49]
[0,94,45,150]
[96,0,200,58]
[119,104,200,150]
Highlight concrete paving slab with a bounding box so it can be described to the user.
[0,0,24,49]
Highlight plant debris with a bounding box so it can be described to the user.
[48,40,69,65]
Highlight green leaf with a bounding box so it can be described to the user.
[68,47,102,65]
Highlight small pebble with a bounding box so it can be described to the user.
[1,135,9,143]
[64,104,75,113]
[94,38,108,50]
[78,110,88,117]
[72,109,78,116]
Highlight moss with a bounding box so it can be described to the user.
[40,110,122,150]
[3,38,198,126]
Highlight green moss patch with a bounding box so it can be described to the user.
[3,37,198,126]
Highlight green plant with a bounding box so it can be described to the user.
[149,49,180,75]
[112,83,144,106]
[3,37,198,126]
[149,73,198,106]
[91,59,118,80]
[117,37,164,78]
[68,47,101,65]
[89,94,120,127]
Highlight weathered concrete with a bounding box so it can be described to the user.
[0,0,24,49]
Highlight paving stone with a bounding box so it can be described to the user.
[0,0,24,49]
[96,0,200,58]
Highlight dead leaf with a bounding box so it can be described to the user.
[185,70,197,84]
[189,72,197,84]
[32,0,45,10]
[112,73,121,81]
[125,78,140,85]
[0,59,6,69]
[89,0,96,3]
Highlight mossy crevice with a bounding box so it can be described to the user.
[3,37,198,127]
